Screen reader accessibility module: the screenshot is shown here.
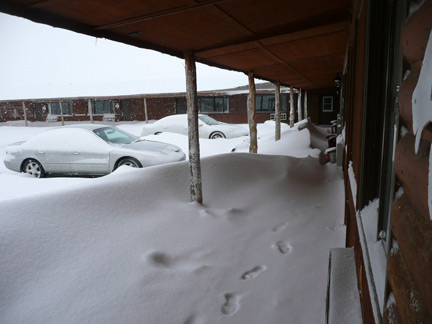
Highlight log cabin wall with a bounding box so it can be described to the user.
[343,0,432,323]
[387,0,432,323]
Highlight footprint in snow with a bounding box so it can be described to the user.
[241,265,267,280]
[272,222,289,232]
[183,313,200,324]
[273,241,292,255]
[148,251,173,268]
[221,293,240,316]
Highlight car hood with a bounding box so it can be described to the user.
[6,141,26,147]
[120,140,182,154]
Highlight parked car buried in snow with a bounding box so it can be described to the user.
[141,114,248,139]
[4,124,186,178]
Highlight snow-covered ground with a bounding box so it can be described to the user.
[0,120,345,324]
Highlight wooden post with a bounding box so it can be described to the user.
[88,99,94,123]
[289,85,295,128]
[274,81,281,141]
[59,100,65,126]
[247,71,257,153]
[22,101,28,127]
[297,88,303,121]
[184,51,203,204]
[143,98,148,123]
[304,90,308,120]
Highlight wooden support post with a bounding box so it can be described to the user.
[143,98,148,123]
[247,71,257,153]
[88,99,94,123]
[184,51,203,204]
[297,88,303,121]
[59,100,65,126]
[304,90,308,120]
[22,101,28,127]
[274,81,281,141]
[289,85,295,127]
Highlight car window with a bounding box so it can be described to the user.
[93,127,138,144]
[199,115,220,125]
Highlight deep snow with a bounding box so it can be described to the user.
[0,120,345,324]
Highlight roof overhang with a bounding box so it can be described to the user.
[0,0,351,90]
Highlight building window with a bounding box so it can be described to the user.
[256,94,288,111]
[322,96,334,112]
[90,100,115,115]
[198,97,229,113]
[49,101,72,115]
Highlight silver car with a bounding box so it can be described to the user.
[4,124,185,178]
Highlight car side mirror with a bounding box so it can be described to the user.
[199,123,204,127]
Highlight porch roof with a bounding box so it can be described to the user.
[0,0,351,90]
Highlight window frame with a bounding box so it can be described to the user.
[48,101,72,116]
[90,100,115,115]
[322,96,334,112]
[256,94,288,112]
[197,96,229,113]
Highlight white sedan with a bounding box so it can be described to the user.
[4,125,185,178]
[141,114,248,139]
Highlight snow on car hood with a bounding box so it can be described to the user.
[121,140,182,154]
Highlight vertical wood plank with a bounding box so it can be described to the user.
[22,101,28,127]
[247,71,257,153]
[274,81,281,141]
[143,98,148,124]
[304,90,308,120]
[59,100,64,126]
[297,88,303,121]
[184,51,203,204]
[289,85,295,127]
[88,99,94,123]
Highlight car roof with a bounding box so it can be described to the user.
[62,124,111,130]
[161,114,205,120]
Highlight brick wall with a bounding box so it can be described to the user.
[0,89,330,124]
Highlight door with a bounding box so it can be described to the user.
[33,103,46,121]
[68,131,110,175]
[120,99,133,121]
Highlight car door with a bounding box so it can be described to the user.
[67,129,110,175]
[31,128,71,173]
[163,116,188,135]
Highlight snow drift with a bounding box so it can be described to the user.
[0,153,344,324]
[0,121,345,323]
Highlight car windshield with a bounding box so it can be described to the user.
[198,115,220,126]
[93,127,139,144]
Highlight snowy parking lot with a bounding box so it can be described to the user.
[0,120,345,324]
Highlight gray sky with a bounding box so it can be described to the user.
[0,12,260,100]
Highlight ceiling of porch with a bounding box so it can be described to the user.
[0,0,351,90]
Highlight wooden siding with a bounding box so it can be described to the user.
[387,1,432,322]
[343,0,432,323]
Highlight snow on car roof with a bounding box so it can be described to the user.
[63,124,111,130]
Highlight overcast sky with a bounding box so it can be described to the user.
[0,12,261,100]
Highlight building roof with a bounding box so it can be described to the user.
[0,0,350,90]
[0,82,294,103]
